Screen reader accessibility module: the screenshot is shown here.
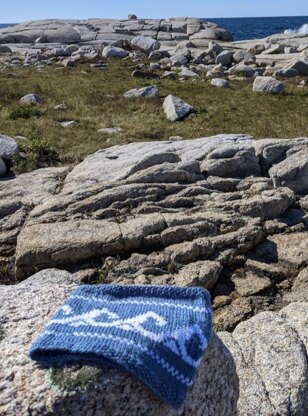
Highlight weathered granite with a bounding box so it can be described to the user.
[1,269,307,415]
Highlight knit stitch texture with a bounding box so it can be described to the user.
[29,284,212,409]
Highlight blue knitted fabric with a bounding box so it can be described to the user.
[29,284,212,409]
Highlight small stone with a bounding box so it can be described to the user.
[58,121,79,128]
[20,94,43,105]
[168,136,183,141]
[170,54,188,67]
[54,104,68,111]
[98,127,122,135]
[211,78,230,88]
[149,63,160,70]
[180,67,198,78]
[62,58,75,67]
[123,86,159,98]
[213,295,232,309]
[232,270,273,297]
[162,71,176,80]
[131,70,159,79]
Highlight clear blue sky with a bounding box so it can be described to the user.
[2,0,308,22]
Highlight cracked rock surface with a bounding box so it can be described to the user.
[1,134,308,415]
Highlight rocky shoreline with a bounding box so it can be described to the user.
[0,17,307,77]
[0,16,308,416]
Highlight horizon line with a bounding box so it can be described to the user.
[1,14,308,24]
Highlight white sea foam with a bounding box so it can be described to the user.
[284,23,308,34]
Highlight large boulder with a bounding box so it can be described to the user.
[0,134,19,160]
[282,59,308,76]
[163,95,194,121]
[228,64,256,77]
[129,36,160,55]
[102,45,128,58]
[190,26,233,42]
[44,25,81,43]
[253,76,285,94]
[215,50,233,66]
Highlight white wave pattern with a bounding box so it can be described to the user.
[284,23,308,34]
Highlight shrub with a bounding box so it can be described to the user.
[12,126,60,174]
[8,105,43,120]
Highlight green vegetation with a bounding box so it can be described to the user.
[0,60,307,174]
[6,105,43,120]
[12,126,59,173]
[50,366,102,393]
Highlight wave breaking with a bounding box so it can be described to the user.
[284,23,308,34]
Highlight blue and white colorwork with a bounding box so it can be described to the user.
[30,284,212,409]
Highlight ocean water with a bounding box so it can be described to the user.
[1,16,308,41]
[0,24,15,29]
[206,16,308,41]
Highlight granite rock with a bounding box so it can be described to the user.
[0,134,19,160]
[163,95,194,121]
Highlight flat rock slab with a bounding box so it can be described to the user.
[0,134,304,281]
[0,18,232,47]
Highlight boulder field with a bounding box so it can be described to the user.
[1,134,308,415]
[1,18,308,99]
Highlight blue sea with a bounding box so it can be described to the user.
[0,24,15,29]
[206,16,308,40]
[1,16,308,41]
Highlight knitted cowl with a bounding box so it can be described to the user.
[30,284,212,409]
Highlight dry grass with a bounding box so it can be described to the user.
[0,59,307,172]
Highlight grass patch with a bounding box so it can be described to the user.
[6,105,43,120]
[12,126,59,173]
[0,60,307,173]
